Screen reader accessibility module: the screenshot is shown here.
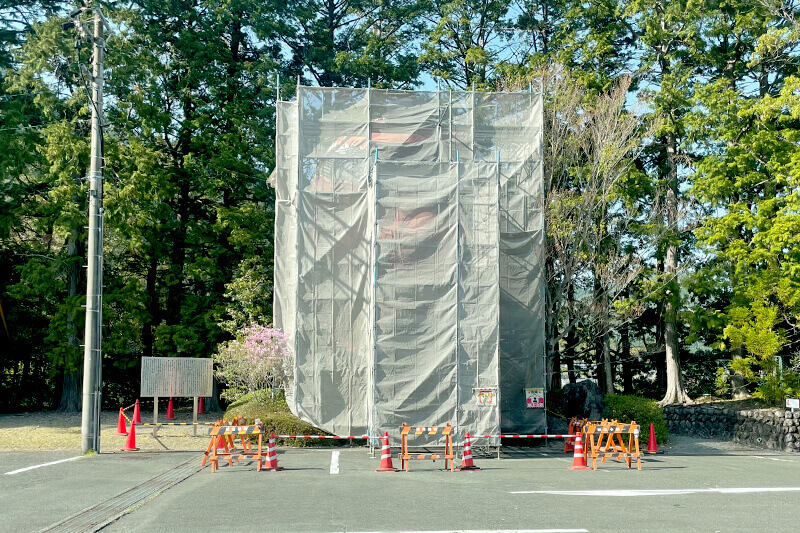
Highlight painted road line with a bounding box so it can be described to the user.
[330,451,340,474]
[753,455,795,462]
[511,487,800,496]
[4,456,81,475]
[339,530,588,533]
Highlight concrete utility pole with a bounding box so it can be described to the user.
[79,2,106,454]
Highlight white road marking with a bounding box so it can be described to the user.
[753,455,794,462]
[339,530,588,533]
[512,487,800,496]
[330,450,340,474]
[4,456,82,475]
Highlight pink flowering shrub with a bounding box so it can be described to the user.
[214,325,293,402]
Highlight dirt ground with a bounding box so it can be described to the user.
[0,407,223,452]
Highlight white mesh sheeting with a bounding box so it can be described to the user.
[274,87,543,441]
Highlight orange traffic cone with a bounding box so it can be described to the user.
[262,432,283,471]
[647,423,659,454]
[458,432,481,471]
[567,432,592,470]
[132,399,142,424]
[122,423,139,451]
[198,397,205,415]
[563,419,576,453]
[116,407,128,436]
[165,397,175,420]
[375,431,398,472]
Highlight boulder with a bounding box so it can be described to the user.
[561,380,605,420]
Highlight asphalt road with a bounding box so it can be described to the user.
[4,437,800,532]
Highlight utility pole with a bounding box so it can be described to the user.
[72,1,106,454]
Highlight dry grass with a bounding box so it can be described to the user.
[0,408,224,452]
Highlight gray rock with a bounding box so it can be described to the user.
[561,380,605,420]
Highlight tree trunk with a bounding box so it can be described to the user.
[142,250,158,358]
[58,370,81,411]
[602,330,613,394]
[550,323,561,391]
[660,132,690,406]
[731,345,749,399]
[58,223,83,411]
[621,322,633,394]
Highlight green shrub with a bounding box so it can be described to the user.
[223,389,353,447]
[603,394,667,445]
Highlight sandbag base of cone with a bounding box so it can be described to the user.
[122,423,139,452]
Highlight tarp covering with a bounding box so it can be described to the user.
[274,87,544,443]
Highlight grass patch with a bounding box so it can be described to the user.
[222,390,356,447]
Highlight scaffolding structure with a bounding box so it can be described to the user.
[273,85,544,444]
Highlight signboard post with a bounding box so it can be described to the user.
[141,357,213,436]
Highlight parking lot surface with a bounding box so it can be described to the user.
[4,436,800,532]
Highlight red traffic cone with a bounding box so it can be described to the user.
[458,432,481,471]
[567,432,592,470]
[647,423,659,454]
[165,397,175,420]
[116,407,128,436]
[132,399,142,424]
[262,432,283,471]
[375,431,398,472]
[122,423,139,451]
[198,397,205,415]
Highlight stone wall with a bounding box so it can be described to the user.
[663,404,800,452]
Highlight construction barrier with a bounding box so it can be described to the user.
[399,423,455,472]
[564,418,588,452]
[584,420,642,470]
[206,419,265,473]
[466,433,577,440]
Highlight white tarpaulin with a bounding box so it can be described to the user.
[274,87,544,443]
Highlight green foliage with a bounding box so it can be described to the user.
[604,394,668,445]
[223,390,346,447]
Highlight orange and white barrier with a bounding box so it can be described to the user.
[584,420,642,470]
[399,423,456,472]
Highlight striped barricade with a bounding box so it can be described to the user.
[584,420,641,470]
[399,423,455,472]
[205,418,266,473]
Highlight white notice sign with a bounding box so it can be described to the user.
[787,398,800,409]
[140,357,213,397]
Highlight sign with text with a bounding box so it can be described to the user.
[140,357,213,398]
[787,398,800,409]
[524,388,545,409]
[474,388,497,406]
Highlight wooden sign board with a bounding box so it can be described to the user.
[140,357,213,397]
